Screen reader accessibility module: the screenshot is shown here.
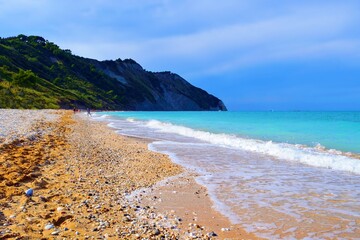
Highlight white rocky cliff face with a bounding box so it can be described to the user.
[96,59,227,111]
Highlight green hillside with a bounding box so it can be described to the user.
[0,35,227,111]
[0,35,124,109]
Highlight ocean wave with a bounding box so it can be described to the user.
[91,113,109,120]
[146,120,360,174]
[126,118,135,123]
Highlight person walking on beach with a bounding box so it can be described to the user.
[87,108,92,116]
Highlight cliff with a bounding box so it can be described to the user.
[0,35,227,111]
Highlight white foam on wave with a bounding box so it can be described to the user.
[107,122,116,128]
[126,118,135,123]
[145,120,360,174]
[91,113,109,120]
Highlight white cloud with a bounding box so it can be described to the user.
[55,2,360,76]
[1,0,359,76]
[194,39,360,76]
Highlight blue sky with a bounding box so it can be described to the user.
[1,0,360,110]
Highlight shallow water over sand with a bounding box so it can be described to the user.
[95,115,360,239]
[151,141,360,239]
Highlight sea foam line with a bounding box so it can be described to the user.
[145,120,360,174]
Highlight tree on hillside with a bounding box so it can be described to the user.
[13,69,38,88]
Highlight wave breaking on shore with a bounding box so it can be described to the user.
[145,119,360,174]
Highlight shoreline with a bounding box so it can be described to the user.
[133,172,259,239]
[111,133,260,239]
[0,110,257,239]
[90,111,360,239]
[95,114,260,239]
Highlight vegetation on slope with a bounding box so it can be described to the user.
[0,34,227,110]
[0,35,124,109]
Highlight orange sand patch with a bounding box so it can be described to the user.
[0,111,183,238]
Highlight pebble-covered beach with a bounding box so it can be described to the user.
[0,110,59,145]
[0,110,257,239]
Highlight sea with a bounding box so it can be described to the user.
[93,111,360,239]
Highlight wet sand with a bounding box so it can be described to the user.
[0,110,258,239]
[137,173,258,239]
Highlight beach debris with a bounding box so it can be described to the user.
[25,188,33,197]
[221,227,231,232]
[51,230,60,235]
[44,223,55,230]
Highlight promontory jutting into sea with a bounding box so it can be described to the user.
[94,111,360,239]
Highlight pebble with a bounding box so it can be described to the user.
[44,223,55,230]
[51,230,60,235]
[207,231,218,237]
[189,232,197,238]
[221,227,231,231]
[25,188,33,197]
[153,229,160,235]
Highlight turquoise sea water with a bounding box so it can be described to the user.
[93,111,360,239]
[102,111,360,153]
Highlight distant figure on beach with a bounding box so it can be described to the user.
[73,108,76,114]
[87,108,91,116]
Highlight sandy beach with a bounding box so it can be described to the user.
[0,110,258,239]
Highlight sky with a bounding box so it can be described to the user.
[1,0,360,110]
